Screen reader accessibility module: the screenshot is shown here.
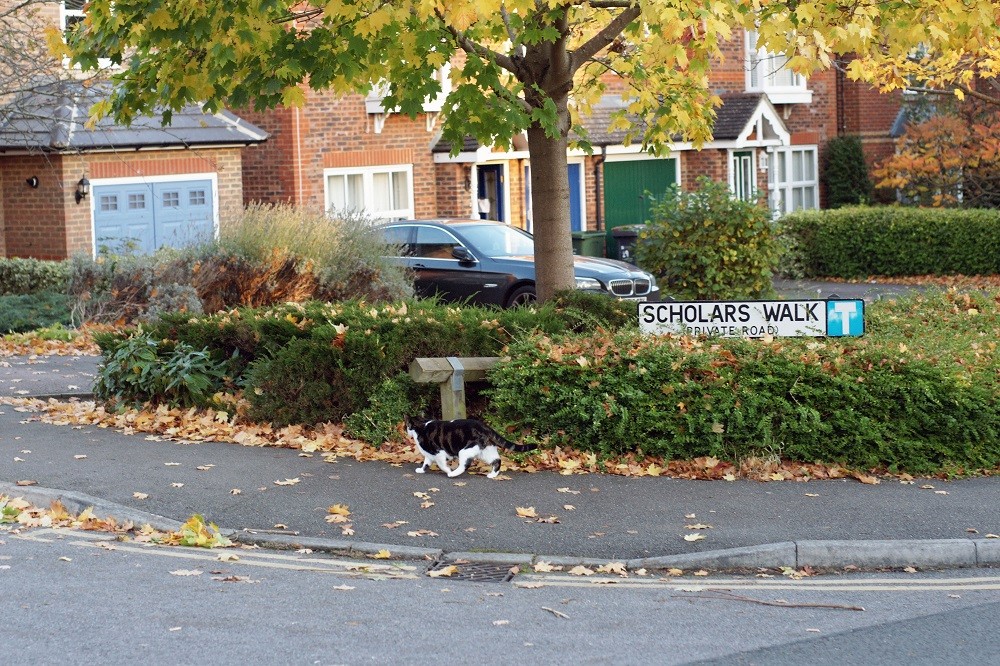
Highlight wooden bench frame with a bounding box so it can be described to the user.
[408,356,500,420]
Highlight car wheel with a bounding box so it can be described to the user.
[505,285,536,308]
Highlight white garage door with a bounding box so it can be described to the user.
[93,179,215,254]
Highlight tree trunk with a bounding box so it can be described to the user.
[527,123,575,302]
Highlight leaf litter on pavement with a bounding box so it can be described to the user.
[0,395,952,482]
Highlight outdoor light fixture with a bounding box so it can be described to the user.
[26,176,39,188]
[74,176,90,204]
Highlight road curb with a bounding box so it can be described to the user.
[0,483,185,534]
[795,539,979,569]
[3,485,997,571]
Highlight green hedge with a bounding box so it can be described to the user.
[487,315,1000,474]
[780,207,1000,278]
[94,292,636,438]
[0,258,70,295]
[0,292,72,334]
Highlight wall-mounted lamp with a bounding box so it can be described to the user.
[74,176,90,204]
[26,176,39,188]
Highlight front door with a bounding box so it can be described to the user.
[477,165,504,222]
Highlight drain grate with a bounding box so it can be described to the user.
[425,560,518,583]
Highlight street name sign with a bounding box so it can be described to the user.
[639,299,865,338]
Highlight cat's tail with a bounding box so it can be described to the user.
[501,440,536,453]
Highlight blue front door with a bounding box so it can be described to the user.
[568,162,582,231]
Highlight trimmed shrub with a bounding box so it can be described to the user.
[487,323,1000,474]
[636,177,780,300]
[0,258,70,295]
[824,135,873,208]
[0,292,72,334]
[780,206,1000,278]
[97,296,636,429]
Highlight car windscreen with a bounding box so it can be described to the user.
[458,224,535,257]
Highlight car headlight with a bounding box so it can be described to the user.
[574,277,603,291]
[644,273,657,288]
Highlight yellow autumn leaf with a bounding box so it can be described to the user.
[516,506,538,518]
[533,561,557,573]
[428,565,458,578]
[327,504,351,517]
[371,549,392,559]
[683,533,706,542]
[568,565,595,576]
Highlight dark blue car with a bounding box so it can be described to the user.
[379,219,660,307]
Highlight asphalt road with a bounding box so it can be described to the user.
[3,527,998,665]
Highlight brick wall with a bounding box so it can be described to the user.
[241,88,443,216]
[1,154,70,259]
[434,163,473,219]
[1,147,245,259]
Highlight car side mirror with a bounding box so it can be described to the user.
[452,246,476,263]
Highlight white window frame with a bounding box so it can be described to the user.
[324,164,415,222]
[767,146,819,216]
[745,30,812,105]
[61,1,115,68]
[729,150,757,202]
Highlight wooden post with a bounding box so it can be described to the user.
[408,357,501,421]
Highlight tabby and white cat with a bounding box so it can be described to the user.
[404,417,534,479]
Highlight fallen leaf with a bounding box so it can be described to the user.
[920,484,935,490]
[985,534,1000,539]
[15,480,37,486]
[370,550,392,559]
[74,455,87,460]
[170,569,203,576]
[903,566,918,573]
[805,493,820,497]
[693,570,709,577]
[557,487,581,494]
[164,462,181,466]
[274,478,300,486]
[59,557,72,562]
[229,489,241,495]
[683,534,706,542]
[332,584,355,591]
[492,620,510,626]
[516,506,538,518]
[170,483,184,488]
[327,504,351,517]
[568,565,595,576]
[428,565,458,578]
[665,568,684,576]
[934,490,949,495]
[722,473,736,482]
[217,552,240,562]
[382,520,409,529]
[196,465,214,471]
[533,561,559,573]
[596,562,628,576]
[684,523,712,530]
[563,504,575,511]
[406,529,438,538]
[133,492,149,500]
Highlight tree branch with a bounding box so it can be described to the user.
[908,84,1000,107]
[570,4,641,74]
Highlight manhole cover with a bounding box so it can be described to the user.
[426,560,518,583]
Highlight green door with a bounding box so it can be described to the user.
[603,158,677,257]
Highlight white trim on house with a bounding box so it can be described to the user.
[745,30,813,105]
[323,163,415,221]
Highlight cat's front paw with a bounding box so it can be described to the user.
[486,470,500,479]
[446,469,464,478]
[415,467,426,474]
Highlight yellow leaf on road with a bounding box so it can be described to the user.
[428,565,458,578]
[370,550,392,559]
[274,478,300,486]
[568,565,595,576]
[683,533,706,542]
[516,506,538,518]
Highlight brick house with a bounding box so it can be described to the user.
[239,28,903,253]
[0,1,267,260]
